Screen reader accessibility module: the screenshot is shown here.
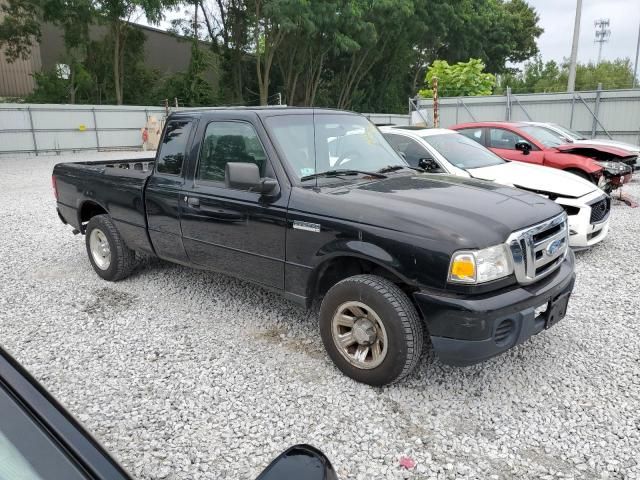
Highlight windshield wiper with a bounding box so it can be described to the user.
[300,169,387,182]
[377,165,408,173]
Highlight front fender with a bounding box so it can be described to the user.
[546,152,601,174]
[305,239,417,299]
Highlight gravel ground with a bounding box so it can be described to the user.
[1,151,639,480]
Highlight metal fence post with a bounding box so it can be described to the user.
[592,83,602,137]
[91,107,100,150]
[27,106,38,156]
[506,87,512,121]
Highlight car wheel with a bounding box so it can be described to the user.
[319,275,424,386]
[85,214,136,281]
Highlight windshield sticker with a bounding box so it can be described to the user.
[300,167,315,176]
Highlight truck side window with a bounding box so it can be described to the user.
[197,122,270,183]
[156,120,192,175]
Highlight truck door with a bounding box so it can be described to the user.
[179,119,287,290]
[145,118,193,264]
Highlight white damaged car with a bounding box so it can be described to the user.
[381,126,610,248]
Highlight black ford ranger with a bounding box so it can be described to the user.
[53,108,575,386]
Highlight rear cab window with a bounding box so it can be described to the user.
[156,119,193,175]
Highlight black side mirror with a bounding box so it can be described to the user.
[225,162,277,194]
[255,444,338,480]
[418,157,441,172]
[515,141,532,155]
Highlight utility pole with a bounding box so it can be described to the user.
[594,19,611,65]
[432,77,439,128]
[633,21,640,88]
[567,0,582,93]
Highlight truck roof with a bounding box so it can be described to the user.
[169,106,356,119]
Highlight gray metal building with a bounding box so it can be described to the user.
[0,21,210,98]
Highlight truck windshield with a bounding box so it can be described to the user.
[421,133,505,169]
[264,114,406,181]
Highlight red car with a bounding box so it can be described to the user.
[451,121,633,191]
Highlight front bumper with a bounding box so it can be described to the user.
[556,191,610,248]
[413,250,575,366]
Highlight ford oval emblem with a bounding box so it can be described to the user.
[546,239,562,256]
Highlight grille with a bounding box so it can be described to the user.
[589,197,610,224]
[506,213,568,285]
[494,319,515,344]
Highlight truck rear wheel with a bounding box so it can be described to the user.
[85,214,136,281]
[319,274,424,386]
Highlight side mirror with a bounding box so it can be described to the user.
[418,157,441,172]
[255,445,338,480]
[225,162,277,194]
[515,141,532,155]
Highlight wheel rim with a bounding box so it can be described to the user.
[331,301,388,370]
[89,228,111,270]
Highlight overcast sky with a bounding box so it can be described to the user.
[529,0,640,65]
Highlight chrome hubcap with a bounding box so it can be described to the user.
[331,301,388,369]
[89,228,111,270]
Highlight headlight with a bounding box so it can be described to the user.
[449,245,513,284]
[596,161,630,174]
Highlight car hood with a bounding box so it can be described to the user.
[468,161,598,198]
[302,173,564,250]
[554,143,633,158]
[574,139,640,154]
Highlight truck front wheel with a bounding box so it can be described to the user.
[85,214,136,281]
[319,275,424,386]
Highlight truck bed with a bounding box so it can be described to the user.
[53,158,156,255]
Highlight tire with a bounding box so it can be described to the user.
[566,168,595,184]
[85,214,136,281]
[319,274,424,386]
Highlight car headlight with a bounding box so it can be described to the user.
[596,160,630,174]
[449,245,513,284]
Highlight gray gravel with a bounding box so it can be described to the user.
[1,151,639,480]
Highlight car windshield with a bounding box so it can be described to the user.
[264,113,406,181]
[421,133,505,169]
[519,125,565,147]
[549,124,587,140]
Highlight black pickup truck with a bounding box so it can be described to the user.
[53,108,576,386]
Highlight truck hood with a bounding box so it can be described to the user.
[468,161,597,199]
[310,173,564,250]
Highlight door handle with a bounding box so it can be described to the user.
[186,197,200,207]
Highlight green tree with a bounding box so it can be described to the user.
[497,57,636,94]
[418,59,495,97]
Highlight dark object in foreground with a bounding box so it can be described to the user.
[0,346,338,480]
[53,108,575,385]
